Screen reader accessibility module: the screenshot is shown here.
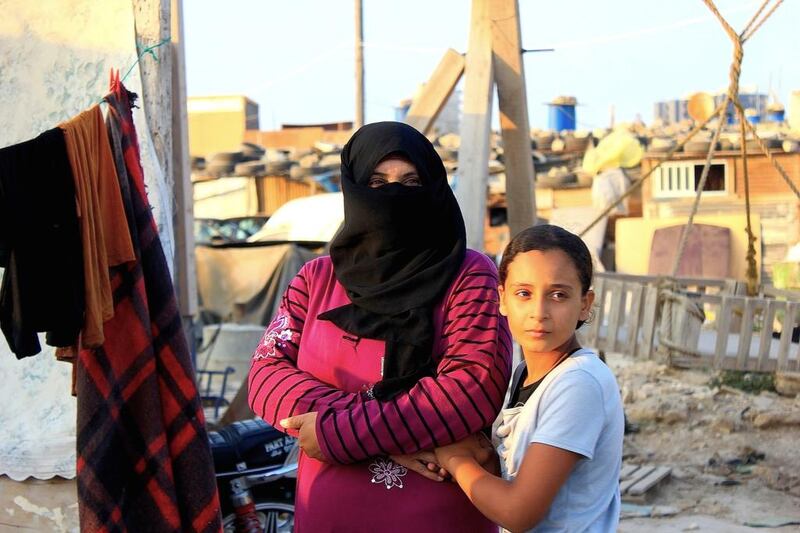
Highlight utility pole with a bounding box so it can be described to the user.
[355,0,365,129]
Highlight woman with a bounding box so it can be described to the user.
[248,121,512,532]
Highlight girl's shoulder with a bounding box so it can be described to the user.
[550,350,621,401]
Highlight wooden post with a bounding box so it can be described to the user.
[354,0,365,130]
[405,49,465,135]
[457,0,494,251]
[491,0,536,237]
[171,0,198,323]
[133,0,172,185]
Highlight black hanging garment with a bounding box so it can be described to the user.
[0,129,84,357]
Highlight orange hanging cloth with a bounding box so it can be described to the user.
[59,105,135,347]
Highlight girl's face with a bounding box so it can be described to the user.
[499,249,594,356]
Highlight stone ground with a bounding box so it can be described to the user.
[610,352,800,532]
[2,351,799,532]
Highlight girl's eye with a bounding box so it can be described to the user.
[515,290,531,298]
[368,177,385,188]
[551,291,568,301]
[403,176,422,186]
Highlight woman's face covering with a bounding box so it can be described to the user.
[367,156,422,188]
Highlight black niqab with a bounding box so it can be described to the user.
[318,121,466,399]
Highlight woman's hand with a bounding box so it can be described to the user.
[390,451,447,482]
[435,433,495,473]
[280,412,323,460]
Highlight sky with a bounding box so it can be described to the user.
[183,0,800,132]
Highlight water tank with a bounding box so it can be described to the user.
[548,96,577,132]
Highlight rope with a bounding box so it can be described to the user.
[737,106,759,295]
[122,37,171,84]
[739,0,771,40]
[743,0,784,41]
[646,0,788,358]
[669,96,730,277]
[97,37,171,104]
[741,116,800,199]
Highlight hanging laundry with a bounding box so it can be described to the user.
[60,105,135,348]
[74,86,221,532]
[0,128,85,357]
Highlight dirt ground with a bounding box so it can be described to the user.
[2,351,799,532]
[609,352,800,532]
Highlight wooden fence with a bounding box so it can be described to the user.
[579,272,800,372]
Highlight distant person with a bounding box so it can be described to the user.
[248,121,512,532]
[435,224,624,532]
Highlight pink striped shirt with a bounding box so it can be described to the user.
[249,250,512,532]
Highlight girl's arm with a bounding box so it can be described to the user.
[438,441,580,532]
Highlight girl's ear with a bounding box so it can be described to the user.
[580,289,595,321]
[498,284,508,317]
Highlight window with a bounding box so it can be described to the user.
[652,160,729,198]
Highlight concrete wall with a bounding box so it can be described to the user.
[188,95,256,157]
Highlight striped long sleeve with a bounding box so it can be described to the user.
[248,265,362,427]
[316,260,513,464]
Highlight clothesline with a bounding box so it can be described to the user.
[98,37,171,103]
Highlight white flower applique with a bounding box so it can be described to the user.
[369,457,408,489]
[254,314,296,360]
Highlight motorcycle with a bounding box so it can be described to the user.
[209,418,298,532]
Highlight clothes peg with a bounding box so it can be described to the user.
[108,68,121,96]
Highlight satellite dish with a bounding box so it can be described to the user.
[687,92,715,122]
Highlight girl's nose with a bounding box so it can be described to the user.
[528,298,548,320]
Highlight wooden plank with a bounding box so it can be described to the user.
[606,280,625,352]
[627,466,672,496]
[620,464,640,479]
[587,276,605,348]
[793,338,800,372]
[777,302,798,371]
[456,0,494,251]
[713,295,733,368]
[640,285,659,359]
[736,298,756,369]
[756,299,778,371]
[170,0,199,322]
[763,285,800,300]
[354,0,364,129]
[405,49,465,135]
[491,0,536,236]
[626,283,644,357]
[669,294,687,358]
[620,465,655,494]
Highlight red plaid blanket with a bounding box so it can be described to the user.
[75,86,221,532]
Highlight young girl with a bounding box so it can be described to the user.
[435,225,624,532]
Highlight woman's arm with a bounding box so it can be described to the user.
[248,262,362,431]
[310,261,513,463]
[437,441,580,532]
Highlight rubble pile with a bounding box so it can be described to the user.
[610,354,800,524]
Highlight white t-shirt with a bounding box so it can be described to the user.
[494,349,624,533]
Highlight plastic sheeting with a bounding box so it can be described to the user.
[196,243,318,327]
[582,130,644,176]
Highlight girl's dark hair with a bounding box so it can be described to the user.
[499,224,593,294]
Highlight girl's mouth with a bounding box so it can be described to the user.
[526,330,550,339]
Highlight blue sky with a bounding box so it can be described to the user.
[184,0,799,131]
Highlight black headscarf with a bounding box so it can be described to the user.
[318,122,466,400]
